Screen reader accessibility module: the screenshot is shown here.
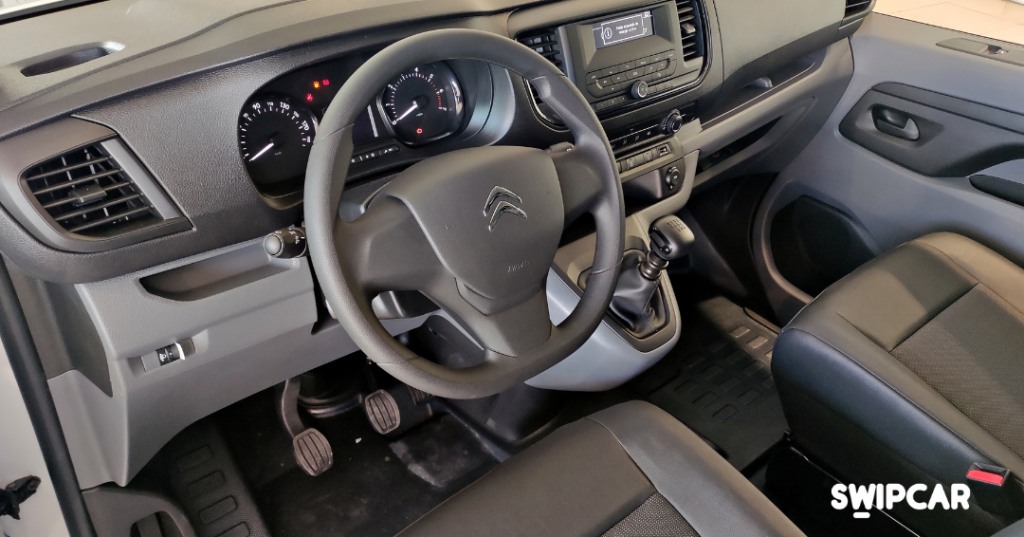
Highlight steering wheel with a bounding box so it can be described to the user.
[305,29,624,399]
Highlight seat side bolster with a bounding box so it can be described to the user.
[773,325,1024,481]
[588,401,806,537]
[915,232,1024,314]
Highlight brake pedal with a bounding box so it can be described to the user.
[278,377,334,476]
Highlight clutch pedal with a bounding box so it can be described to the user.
[292,429,333,477]
[278,377,334,476]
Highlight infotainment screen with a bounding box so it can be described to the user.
[593,11,654,49]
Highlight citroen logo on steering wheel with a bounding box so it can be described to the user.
[484,186,527,232]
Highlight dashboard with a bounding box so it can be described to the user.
[0,0,868,489]
[229,0,709,200]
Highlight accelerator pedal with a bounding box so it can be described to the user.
[365,390,401,435]
[364,385,435,437]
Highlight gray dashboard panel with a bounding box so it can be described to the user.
[714,0,845,80]
[50,238,428,487]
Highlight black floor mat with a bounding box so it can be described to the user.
[630,296,787,471]
[218,391,497,537]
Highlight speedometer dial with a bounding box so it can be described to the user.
[380,63,463,146]
[238,94,317,189]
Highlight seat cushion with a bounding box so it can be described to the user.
[773,232,1024,536]
[398,401,803,537]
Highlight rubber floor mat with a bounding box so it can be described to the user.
[630,296,786,472]
[219,390,496,537]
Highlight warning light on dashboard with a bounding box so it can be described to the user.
[322,79,330,86]
[313,81,321,89]
[305,93,314,103]
[416,128,424,135]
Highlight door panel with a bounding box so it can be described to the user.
[754,13,1024,321]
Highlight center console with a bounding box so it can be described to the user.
[516,1,708,205]
[516,0,706,116]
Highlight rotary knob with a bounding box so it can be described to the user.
[629,80,650,100]
[661,110,685,135]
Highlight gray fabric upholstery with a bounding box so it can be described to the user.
[398,401,804,537]
[773,232,1024,537]
[601,494,698,537]
[893,285,1024,458]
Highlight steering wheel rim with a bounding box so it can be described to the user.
[305,28,624,399]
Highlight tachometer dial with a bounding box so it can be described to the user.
[238,94,317,188]
[380,63,463,146]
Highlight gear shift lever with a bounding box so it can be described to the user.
[610,216,694,333]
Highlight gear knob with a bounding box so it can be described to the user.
[649,216,694,262]
[638,216,694,281]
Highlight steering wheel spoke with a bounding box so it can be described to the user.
[426,277,554,358]
[337,198,445,295]
[551,144,608,226]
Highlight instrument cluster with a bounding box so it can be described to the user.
[238,57,466,197]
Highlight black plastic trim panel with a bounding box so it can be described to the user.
[840,83,1024,177]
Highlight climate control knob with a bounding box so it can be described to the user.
[661,110,685,135]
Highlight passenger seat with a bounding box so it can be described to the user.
[773,232,1024,537]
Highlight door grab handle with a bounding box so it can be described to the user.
[872,106,920,141]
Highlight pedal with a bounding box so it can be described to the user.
[365,390,401,435]
[278,377,334,476]
[364,385,435,437]
[293,428,333,477]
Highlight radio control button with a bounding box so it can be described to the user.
[586,72,600,84]
[630,81,650,100]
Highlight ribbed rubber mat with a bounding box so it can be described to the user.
[161,420,270,537]
[631,296,786,471]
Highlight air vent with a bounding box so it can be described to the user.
[844,0,872,21]
[21,142,165,238]
[517,28,566,124]
[517,29,566,72]
[676,0,706,63]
